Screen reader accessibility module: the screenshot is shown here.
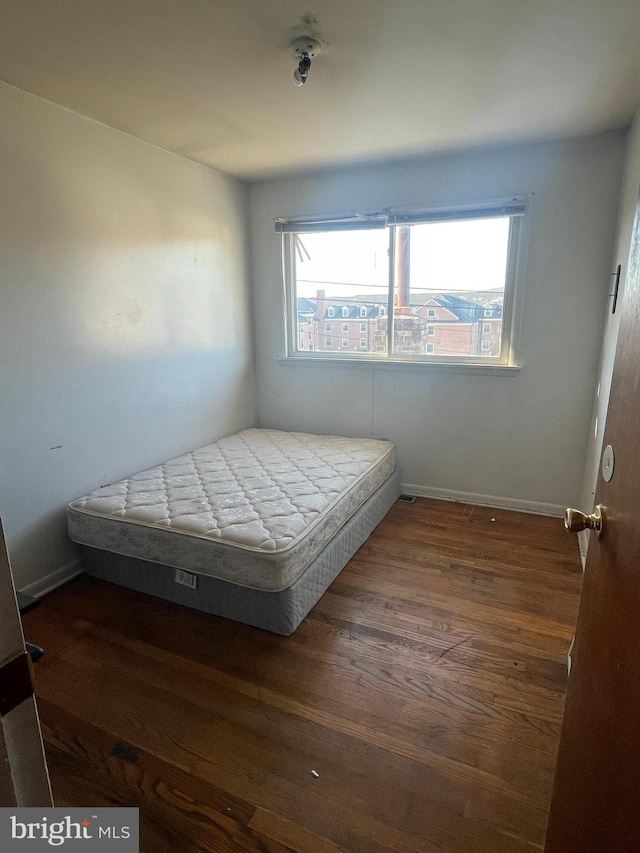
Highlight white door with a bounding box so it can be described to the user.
[0,517,52,806]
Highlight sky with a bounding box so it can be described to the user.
[294,217,510,303]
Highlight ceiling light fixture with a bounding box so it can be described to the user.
[290,36,322,87]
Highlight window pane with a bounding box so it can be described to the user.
[391,218,509,358]
[293,229,389,354]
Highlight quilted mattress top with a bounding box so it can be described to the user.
[69,429,394,554]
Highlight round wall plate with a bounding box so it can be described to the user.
[602,444,615,483]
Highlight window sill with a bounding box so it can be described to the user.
[277,357,522,375]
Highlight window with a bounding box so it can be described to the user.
[280,198,526,364]
[360,339,367,348]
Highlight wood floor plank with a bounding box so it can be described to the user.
[24,497,581,852]
[39,700,295,853]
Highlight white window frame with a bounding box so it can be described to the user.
[342,323,349,332]
[360,339,367,348]
[325,323,331,332]
[325,337,332,347]
[482,323,491,334]
[481,339,491,352]
[426,343,435,354]
[281,197,527,368]
[342,307,349,318]
[427,324,435,337]
[426,308,437,319]
[360,323,367,332]
[341,338,349,348]
[360,306,367,317]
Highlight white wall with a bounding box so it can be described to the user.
[249,133,625,513]
[0,82,257,591]
[579,110,640,560]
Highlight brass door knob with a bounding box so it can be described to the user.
[564,505,605,538]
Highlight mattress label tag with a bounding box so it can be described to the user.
[174,569,198,589]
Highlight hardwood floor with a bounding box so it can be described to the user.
[23,498,582,853]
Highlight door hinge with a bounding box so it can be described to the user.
[0,652,34,717]
[612,264,621,314]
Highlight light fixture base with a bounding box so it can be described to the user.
[290,36,322,58]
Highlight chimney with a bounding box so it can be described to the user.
[316,289,326,322]
[395,226,411,308]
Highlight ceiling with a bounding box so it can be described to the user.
[2,0,640,180]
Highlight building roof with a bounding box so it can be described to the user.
[298,295,502,324]
[436,294,484,323]
[296,298,386,320]
[415,294,503,323]
[297,297,317,315]
[323,303,386,319]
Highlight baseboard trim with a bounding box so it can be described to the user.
[401,483,564,518]
[19,559,84,600]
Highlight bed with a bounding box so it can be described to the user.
[67,429,399,634]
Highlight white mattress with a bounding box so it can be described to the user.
[68,429,395,591]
